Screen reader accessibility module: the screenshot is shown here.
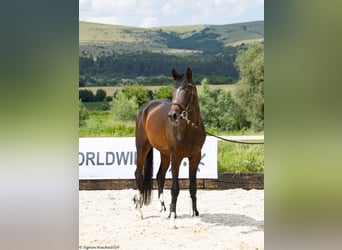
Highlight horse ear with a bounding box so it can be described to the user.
[172,69,179,80]
[186,67,192,82]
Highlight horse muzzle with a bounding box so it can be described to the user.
[168,111,179,123]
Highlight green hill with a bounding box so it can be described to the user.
[79,21,264,86]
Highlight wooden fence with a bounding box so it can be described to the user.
[79,172,263,190]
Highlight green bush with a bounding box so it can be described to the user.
[121,83,150,107]
[105,96,113,102]
[153,85,173,100]
[100,102,110,111]
[111,91,139,121]
[79,100,89,127]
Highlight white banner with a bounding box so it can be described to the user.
[79,137,217,179]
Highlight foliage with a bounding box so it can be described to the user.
[218,142,264,173]
[78,48,242,86]
[153,85,173,100]
[82,102,106,111]
[100,101,110,111]
[79,89,94,102]
[105,96,113,102]
[79,88,108,103]
[94,88,107,102]
[79,101,264,173]
[111,91,139,121]
[79,100,89,127]
[199,79,248,132]
[80,122,135,137]
[79,111,135,137]
[145,77,174,86]
[79,20,264,86]
[235,43,264,131]
[121,83,150,107]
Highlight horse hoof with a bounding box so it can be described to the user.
[168,212,177,219]
[159,205,166,213]
[168,212,177,228]
[192,210,199,217]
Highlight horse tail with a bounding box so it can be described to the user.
[142,147,153,205]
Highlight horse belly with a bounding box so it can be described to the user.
[145,105,169,154]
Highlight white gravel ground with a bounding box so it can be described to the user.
[79,189,264,250]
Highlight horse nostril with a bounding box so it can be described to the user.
[173,113,178,121]
[168,111,178,122]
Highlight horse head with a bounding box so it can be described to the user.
[168,67,197,124]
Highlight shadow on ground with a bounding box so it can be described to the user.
[199,213,264,231]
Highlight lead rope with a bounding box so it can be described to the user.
[180,110,264,145]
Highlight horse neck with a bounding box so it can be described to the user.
[187,94,202,125]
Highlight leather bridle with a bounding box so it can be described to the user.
[171,83,195,113]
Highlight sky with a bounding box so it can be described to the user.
[79,0,264,28]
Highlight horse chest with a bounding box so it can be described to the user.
[167,127,204,154]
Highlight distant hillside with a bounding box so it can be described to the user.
[79,21,264,86]
[79,21,263,56]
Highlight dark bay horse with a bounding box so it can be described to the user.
[134,67,206,226]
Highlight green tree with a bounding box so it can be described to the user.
[153,85,173,100]
[122,83,150,107]
[111,91,139,121]
[79,89,94,102]
[199,78,247,132]
[94,88,107,102]
[235,43,264,131]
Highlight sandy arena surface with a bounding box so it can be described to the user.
[79,189,264,250]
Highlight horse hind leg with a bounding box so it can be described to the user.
[132,191,143,219]
[156,153,170,214]
[134,168,144,219]
[134,142,152,219]
[188,152,201,217]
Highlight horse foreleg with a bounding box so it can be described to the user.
[168,157,181,228]
[189,152,201,217]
